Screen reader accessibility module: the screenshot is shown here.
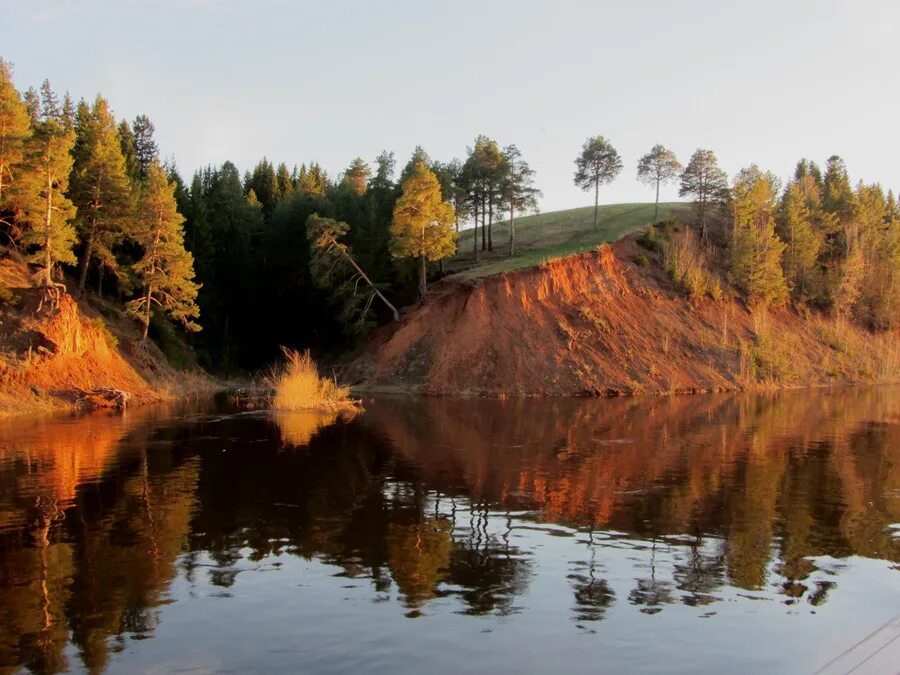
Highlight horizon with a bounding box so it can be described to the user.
[2,0,898,213]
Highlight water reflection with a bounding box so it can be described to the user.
[0,387,897,672]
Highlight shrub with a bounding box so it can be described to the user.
[636,226,661,252]
[662,228,724,301]
[266,347,357,411]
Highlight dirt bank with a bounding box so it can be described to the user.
[347,238,900,396]
[0,258,213,416]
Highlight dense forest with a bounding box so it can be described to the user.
[0,59,897,375]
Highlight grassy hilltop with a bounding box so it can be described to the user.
[446,202,693,282]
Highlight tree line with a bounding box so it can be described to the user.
[176,139,540,370]
[0,60,543,369]
[1,57,896,374]
[0,61,198,341]
[575,135,899,329]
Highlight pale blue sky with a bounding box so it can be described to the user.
[2,0,897,212]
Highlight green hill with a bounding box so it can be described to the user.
[446,201,692,282]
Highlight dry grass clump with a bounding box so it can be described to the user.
[267,347,358,411]
[662,228,724,301]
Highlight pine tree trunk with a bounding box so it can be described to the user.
[473,200,479,261]
[508,205,515,256]
[487,193,493,252]
[339,244,399,321]
[593,179,599,231]
[78,232,94,296]
[142,285,152,341]
[42,173,53,288]
[654,180,660,221]
[418,254,426,300]
[481,192,487,251]
[700,190,707,241]
[97,267,104,298]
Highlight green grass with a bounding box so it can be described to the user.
[446,202,693,282]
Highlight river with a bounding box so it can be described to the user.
[1,387,898,673]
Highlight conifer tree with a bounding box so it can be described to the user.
[307,213,399,327]
[0,59,31,226]
[574,136,623,231]
[679,149,729,241]
[18,81,77,307]
[850,182,893,326]
[461,136,504,251]
[275,162,295,203]
[132,114,158,180]
[729,166,788,306]
[636,144,681,220]
[400,145,432,183]
[343,157,371,195]
[245,157,278,219]
[364,151,398,278]
[431,158,468,235]
[70,95,132,295]
[793,158,823,187]
[822,155,854,225]
[127,161,200,341]
[297,162,328,196]
[22,87,39,122]
[390,161,456,299]
[117,119,139,184]
[498,144,540,256]
[778,174,824,302]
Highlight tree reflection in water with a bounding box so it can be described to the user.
[0,386,897,672]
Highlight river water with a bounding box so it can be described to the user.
[0,387,898,673]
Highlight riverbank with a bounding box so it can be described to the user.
[347,236,900,396]
[0,258,218,418]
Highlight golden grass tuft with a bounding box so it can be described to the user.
[267,347,358,411]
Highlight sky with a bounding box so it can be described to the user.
[2,0,898,213]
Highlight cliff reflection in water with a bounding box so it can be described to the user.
[0,387,897,672]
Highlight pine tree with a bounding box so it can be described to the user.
[297,162,328,196]
[117,119,139,184]
[573,135,623,231]
[0,58,31,228]
[822,155,854,224]
[70,95,132,295]
[364,151,398,279]
[132,114,159,180]
[461,136,504,252]
[400,145,431,183]
[852,182,892,326]
[307,213,399,327]
[343,157,371,195]
[729,166,788,306]
[778,174,823,302]
[127,161,200,341]
[18,81,77,307]
[679,149,729,241]
[390,161,456,299]
[431,158,468,235]
[498,144,540,256]
[22,87,39,122]
[636,144,682,221]
[275,162,294,203]
[244,157,278,219]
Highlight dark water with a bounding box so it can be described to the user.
[1,388,899,674]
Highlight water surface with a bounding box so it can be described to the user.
[1,387,899,673]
